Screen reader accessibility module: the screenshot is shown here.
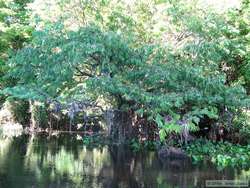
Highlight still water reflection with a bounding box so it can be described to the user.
[0,133,248,188]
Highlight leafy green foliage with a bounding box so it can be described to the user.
[31,102,48,128]
[29,0,168,46]
[129,138,158,152]
[4,98,30,125]
[0,0,33,103]
[2,24,249,137]
[82,134,107,148]
[185,139,250,169]
[232,110,250,144]
[167,0,250,93]
[1,0,250,143]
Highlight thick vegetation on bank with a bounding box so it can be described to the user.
[0,0,249,168]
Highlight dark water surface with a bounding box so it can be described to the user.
[0,133,249,188]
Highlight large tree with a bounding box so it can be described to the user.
[0,0,33,101]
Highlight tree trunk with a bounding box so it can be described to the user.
[29,100,37,129]
[105,109,133,143]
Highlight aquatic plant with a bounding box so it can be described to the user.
[184,139,250,169]
[82,134,108,148]
[129,138,159,152]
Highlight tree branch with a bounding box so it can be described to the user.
[74,66,94,77]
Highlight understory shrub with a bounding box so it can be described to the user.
[185,139,250,169]
[232,111,250,144]
[4,98,30,125]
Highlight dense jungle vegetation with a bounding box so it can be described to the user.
[0,0,250,168]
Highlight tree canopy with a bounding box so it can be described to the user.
[0,0,250,141]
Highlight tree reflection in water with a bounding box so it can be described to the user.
[0,134,248,188]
